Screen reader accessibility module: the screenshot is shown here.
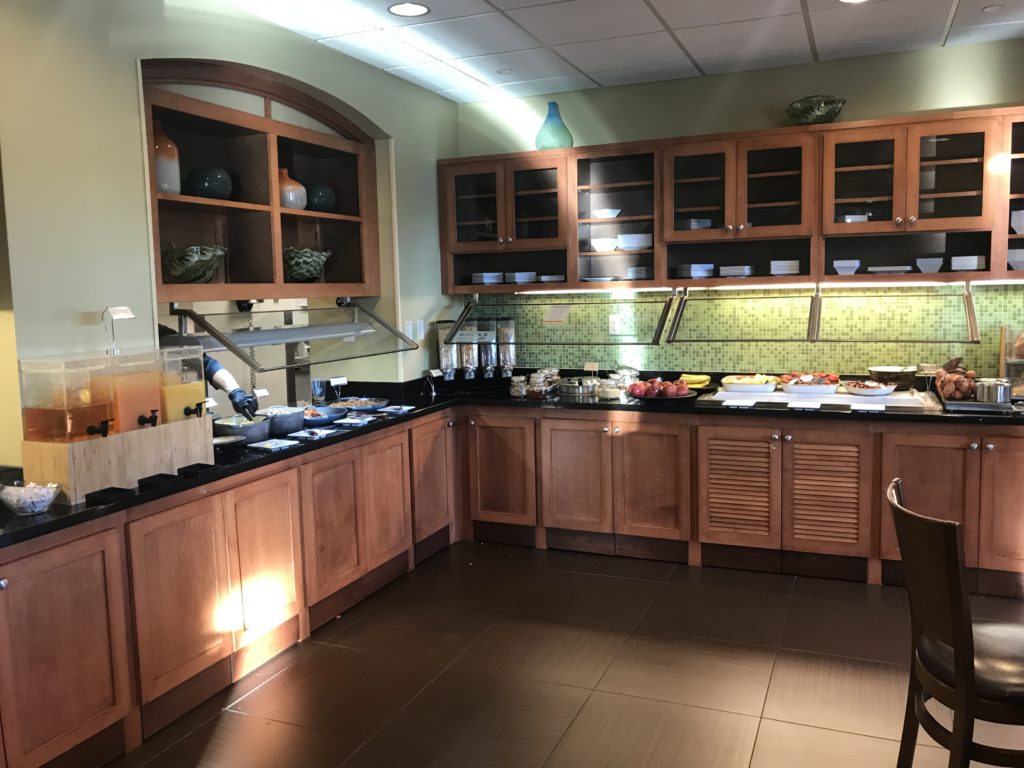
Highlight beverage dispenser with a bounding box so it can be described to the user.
[160,346,207,422]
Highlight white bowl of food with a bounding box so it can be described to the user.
[779,373,840,395]
[1,482,61,516]
[842,379,897,396]
[721,374,778,393]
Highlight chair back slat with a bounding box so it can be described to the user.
[887,478,971,650]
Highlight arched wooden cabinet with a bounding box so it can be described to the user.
[142,60,380,301]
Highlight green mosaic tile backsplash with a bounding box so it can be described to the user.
[475,285,1024,375]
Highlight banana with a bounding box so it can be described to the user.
[678,373,711,386]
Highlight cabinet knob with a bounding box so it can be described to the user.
[602,426,610,433]
[497,236,505,244]
[908,215,917,225]
[613,426,621,434]
[969,442,979,450]
[736,224,746,232]
[783,434,793,443]
[447,420,454,428]
[770,434,780,442]
[894,216,904,225]
[985,443,995,451]
[508,235,514,243]
[469,420,476,426]
[0,578,8,590]
[725,224,735,233]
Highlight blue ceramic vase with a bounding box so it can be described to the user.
[184,167,232,199]
[535,101,573,150]
[307,184,337,213]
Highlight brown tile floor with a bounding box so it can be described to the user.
[109,542,1024,768]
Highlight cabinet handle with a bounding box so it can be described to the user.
[908,215,917,225]
[725,224,735,233]
[894,216,904,225]
[602,426,610,433]
[737,224,746,232]
[447,420,454,428]
[783,434,793,443]
[770,434,780,442]
[469,420,476,426]
[613,426,621,434]
[969,442,979,450]
[497,236,505,244]
[985,443,995,451]
[508,235,514,243]
[0,578,8,590]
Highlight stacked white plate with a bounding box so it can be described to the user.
[617,233,654,250]
[539,274,566,282]
[686,218,713,230]
[770,260,800,276]
[843,214,869,223]
[720,265,753,278]
[867,265,912,274]
[678,263,715,279]
[504,271,537,284]
[471,272,503,285]
[626,266,652,280]
[833,259,861,275]
[951,255,986,271]
[1009,256,1024,271]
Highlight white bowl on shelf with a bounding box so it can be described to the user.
[592,208,621,219]
[590,237,618,252]
[915,257,944,273]
[833,259,861,275]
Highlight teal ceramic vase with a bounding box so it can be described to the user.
[535,101,573,150]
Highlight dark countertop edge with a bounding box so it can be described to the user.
[3,391,1019,550]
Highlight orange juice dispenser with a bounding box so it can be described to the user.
[160,346,207,422]
[19,355,115,442]
[108,350,163,432]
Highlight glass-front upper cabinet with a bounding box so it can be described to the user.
[824,118,999,235]
[441,158,567,253]
[663,135,813,242]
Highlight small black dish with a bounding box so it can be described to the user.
[84,487,136,507]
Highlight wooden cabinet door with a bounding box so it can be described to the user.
[906,117,1000,233]
[222,470,303,650]
[979,437,1024,572]
[613,421,689,540]
[0,529,130,768]
[539,418,613,533]
[467,413,537,526]
[782,429,872,557]
[130,495,233,702]
[300,447,367,604]
[441,160,507,253]
[362,431,412,570]
[662,140,736,242]
[410,413,455,543]
[736,133,815,239]
[697,426,782,549]
[822,125,907,235]
[506,156,568,250]
[879,433,981,565]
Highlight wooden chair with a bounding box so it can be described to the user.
[887,478,1024,767]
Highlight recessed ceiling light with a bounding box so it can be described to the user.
[497,68,513,75]
[982,3,1004,11]
[838,0,870,4]
[388,2,430,16]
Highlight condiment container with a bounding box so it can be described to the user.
[510,376,527,398]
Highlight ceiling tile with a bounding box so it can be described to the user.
[240,0,375,39]
[391,13,539,58]
[327,0,494,27]
[506,0,663,46]
[675,14,810,60]
[699,47,812,75]
[447,47,581,83]
[951,0,1024,28]
[947,20,1024,44]
[385,60,491,90]
[319,29,436,67]
[437,83,502,102]
[591,61,699,86]
[809,0,947,47]
[554,31,690,73]
[487,0,571,8]
[496,74,598,96]
[649,0,802,29]
[816,30,940,60]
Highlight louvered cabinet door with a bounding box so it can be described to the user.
[697,426,782,549]
[782,429,872,557]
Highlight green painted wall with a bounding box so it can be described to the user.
[478,285,1024,377]
[457,39,1024,157]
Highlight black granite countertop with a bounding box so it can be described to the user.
[3,375,1021,550]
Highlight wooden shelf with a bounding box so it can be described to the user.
[746,170,801,178]
[515,216,558,223]
[157,193,271,212]
[1009,193,1024,200]
[579,249,654,256]
[514,188,557,196]
[675,176,723,184]
[919,157,982,167]
[834,195,893,203]
[1008,233,1024,240]
[578,181,653,191]
[455,193,496,200]
[917,190,982,199]
[746,200,800,209]
[280,208,362,223]
[835,164,894,173]
[578,215,654,223]
[675,205,723,213]
[457,220,498,227]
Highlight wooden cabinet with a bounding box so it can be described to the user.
[300,446,367,604]
[130,495,234,702]
[979,437,1024,572]
[0,529,130,768]
[663,134,814,242]
[441,157,568,253]
[410,413,456,543]
[781,428,872,557]
[697,425,782,549]
[361,431,412,570]
[879,433,981,565]
[222,470,303,650]
[467,413,537,526]
[824,118,1000,236]
[539,418,614,533]
[613,421,689,540]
